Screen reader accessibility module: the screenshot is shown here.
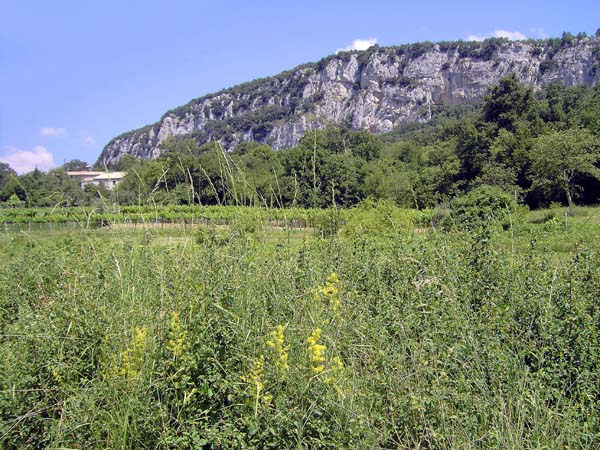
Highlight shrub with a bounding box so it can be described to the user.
[446,185,516,231]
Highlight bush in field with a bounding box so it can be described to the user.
[228,208,265,241]
[444,185,516,231]
[342,198,428,236]
[308,207,342,237]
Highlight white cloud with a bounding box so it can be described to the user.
[466,34,485,42]
[493,30,527,40]
[0,146,56,174]
[336,37,378,53]
[531,27,548,39]
[466,30,527,42]
[40,127,67,137]
[82,134,96,146]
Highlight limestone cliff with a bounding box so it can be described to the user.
[96,35,600,166]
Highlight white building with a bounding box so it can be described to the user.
[66,171,127,190]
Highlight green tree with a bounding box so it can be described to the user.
[539,84,592,129]
[362,159,411,206]
[278,129,370,208]
[6,193,23,208]
[530,128,600,214]
[235,144,283,207]
[581,84,600,134]
[482,73,538,133]
[62,159,90,171]
[112,154,143,171]
[477,128,531,195]
[116,160,169,205]
[453,119,490,182]
[45,169,84,206]
[0,162,16,189]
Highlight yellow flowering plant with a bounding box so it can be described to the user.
[315,272,341,312]
[105,326,149,380]
[166,311,188,359]
[267,324,289,380]
[307,328,327,375]
[240,354,272,417]
[324,356,344,385]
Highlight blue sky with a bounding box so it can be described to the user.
[1,0,598,173]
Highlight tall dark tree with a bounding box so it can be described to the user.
[581,84,600,134]
[482,73,537,133]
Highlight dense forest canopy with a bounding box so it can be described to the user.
[2,76,600,211]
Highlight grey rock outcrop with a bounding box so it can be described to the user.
[96,35,600,166]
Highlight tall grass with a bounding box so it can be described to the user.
[1,209,600,448]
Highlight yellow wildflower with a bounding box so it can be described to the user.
[319,272,340,312]
[267,324,289,380]
[325,355,344,384]
[114,326,148,379]
[322,285,336,296]
[332,355,344,371]
[249,354,265,390]
[52,367,63,384]
[327,272,339,285]
[241,354,271,417]
[166,311,187,359]
[313,290,321,302]
[307,328,327,374]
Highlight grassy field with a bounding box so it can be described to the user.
[2,204,600,448]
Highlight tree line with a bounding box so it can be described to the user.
[2,75,600,211]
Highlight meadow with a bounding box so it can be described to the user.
[2,203,600,448]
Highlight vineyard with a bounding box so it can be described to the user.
[2,203,600,448]
[0,202,429,236]
[0,205,329,225]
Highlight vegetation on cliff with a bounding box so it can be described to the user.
[97,32,600,164]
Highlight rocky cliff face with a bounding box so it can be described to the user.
[97,35,600,166]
